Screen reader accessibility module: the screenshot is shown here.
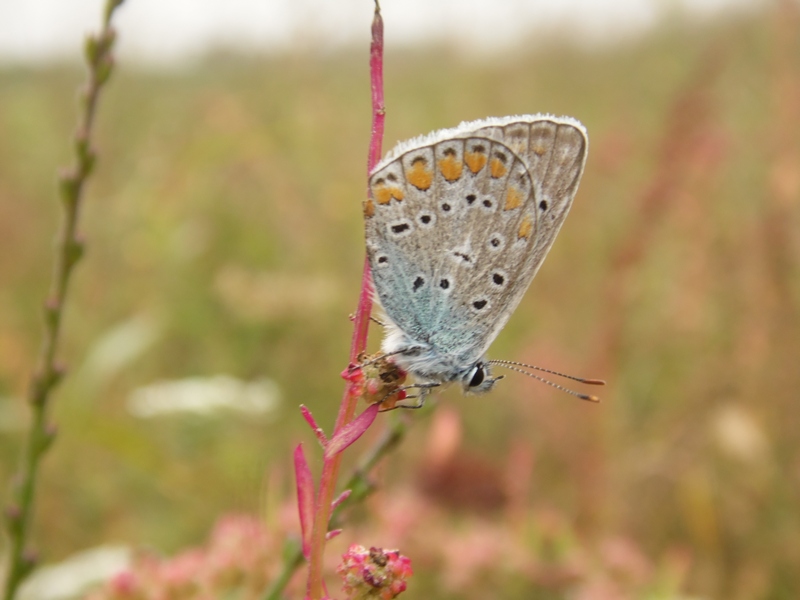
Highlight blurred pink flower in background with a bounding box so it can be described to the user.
[85,515,288,600]
[81,410,691,600]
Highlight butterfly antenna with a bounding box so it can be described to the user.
[487,360,604,403]
[488,360,605,386]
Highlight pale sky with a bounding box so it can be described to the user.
[0,0,766,66]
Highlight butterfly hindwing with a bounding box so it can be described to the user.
[470,116,588,270]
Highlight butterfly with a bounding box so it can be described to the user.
[363,115,599,406]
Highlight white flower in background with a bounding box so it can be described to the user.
[127,375,280,418]
[17,546,130,600]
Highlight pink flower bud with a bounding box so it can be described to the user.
[337,544,412,599]
[349,352,408,410]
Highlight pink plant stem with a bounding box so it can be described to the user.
[305,3,385,599]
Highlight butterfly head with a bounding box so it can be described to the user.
[461,360,504,395]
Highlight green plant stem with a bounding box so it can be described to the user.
[2,2,124,599]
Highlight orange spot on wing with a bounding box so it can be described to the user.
[490,157,508,178]
[438,155,463,182]
[517,215,533,239]
[407,158,433,190]
[363,198,375,217]
[373,183,404,205]
[532,145,547,156]
[504,186,523,211]
[464,150,487,173]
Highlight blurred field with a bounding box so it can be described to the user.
[1,4,800,599]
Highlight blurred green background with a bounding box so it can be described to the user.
[1,3,800,599]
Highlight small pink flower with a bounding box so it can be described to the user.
[337,545,412,599]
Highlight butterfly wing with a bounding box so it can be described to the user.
[366,135,541,366]
[468,116,589,271]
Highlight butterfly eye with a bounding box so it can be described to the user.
[468,364,485,387]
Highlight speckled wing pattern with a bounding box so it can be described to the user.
[364,115,588,366]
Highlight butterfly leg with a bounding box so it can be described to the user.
[347,313,387,327]
[378,382,439,411]
[347,346,427,373]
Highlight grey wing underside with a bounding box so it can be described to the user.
[469,116,588,267]
[364,117,587,365]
